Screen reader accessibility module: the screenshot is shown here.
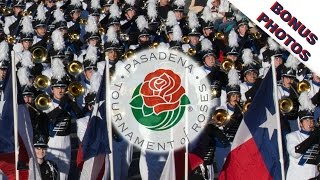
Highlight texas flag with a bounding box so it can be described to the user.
[219,67,284,180]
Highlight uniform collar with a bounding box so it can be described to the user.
[300,129,311,135]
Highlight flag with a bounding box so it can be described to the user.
[80,71,111,179]
[160,150,176,180]
[219,68,283,180]
[0,64,40,179]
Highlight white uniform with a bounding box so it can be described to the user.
[277,85,291,100]
[308,80,320,98]
[240,82,253,103]
[4,15,16,35]
[286,131,318,180]
[45,100,71,180]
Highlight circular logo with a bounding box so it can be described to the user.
[111,48,211,152]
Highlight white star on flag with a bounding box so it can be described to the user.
[259,107,277,140]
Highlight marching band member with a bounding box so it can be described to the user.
[4,0,25,36]
[286,92,319,180]
[128,15,151,51]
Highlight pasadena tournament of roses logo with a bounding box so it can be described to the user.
[110,48,211,152]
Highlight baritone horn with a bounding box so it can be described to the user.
[212,109,231,127]
[67,82,85,98]
[297,80,311,94]
[188,48,196,56]
[35,93,52,111]
[31,46,48,63]
[279,97,294,114]
[67,61,83,77]
[34,75,51,90]
[181,36,189,44]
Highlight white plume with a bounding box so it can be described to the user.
[89,71,102,93]
[242,49,254,65]
[42,68,53,79]
[85,45,98,63]
[17,67,31,86]
[51,58,66,80]
[258,46,267,60]
[228,68,240,86]
[147,1,157,20]
[109,4,121,18]
[85,15,98,33]
[267,37,279,51]
[174,0,185,6]
[21,51,34,68]
[106,26,119,44]
[125,0,135,6]
[0,41,9,61]
[188,11,200,29]
[228,29,239,48]
[91,0,101,9]
[201,38,213,51]
[53,9,65,23]
[299,92,315,111]
[136,15,148,32]
[172,25,182,41]
[52,29,65,51]
[36,4,46,21]
[285,54,300,70]
[202,6,214,23]
[21,16,33,34]
[166,11,177,27]
[70,0,81,6]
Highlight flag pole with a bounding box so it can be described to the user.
[11,51,19,180]
[105,55,114,180]
[271,58,285,180]
[184,68,189,180]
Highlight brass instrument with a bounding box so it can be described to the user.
[98,26,106,35]
[297,80,311,94]
[181,36,189,44]
[212,109,231,127]
[6,35,16,44]
[79,18,87,25]
[188,48,196,56]
[67,61,83,77]
[35,93,52,111]
[67,82,85,98]
[1,7,13,16]
[122,49,134,59]
[211,87,221,99]
[279,97,294,114]
[213,32,225,41]
[157,20,167,35]
[251,31,262,40]
[119,33,129,42]
[150,42,160,49]
[21,10,31,16]
[242,99,252,113]
[221,59,243,72]
[34,75,51,90]
[31,46,48,63]
[69,33,80,42]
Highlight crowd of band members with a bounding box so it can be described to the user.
[0,0,319,179]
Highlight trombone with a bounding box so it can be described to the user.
[35,93,52,111]
[212,109,231,127]
[66,82,85,98]
[34,75,51,90]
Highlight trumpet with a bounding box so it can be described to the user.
[188,48,196,56]
[122,49,134,59]
[150,42,160,49]
[212,109,231,127]
[69,33,80,42]
[98,26,106,35]
[181,36,189,44]
[242,99,252,113]
[296,80,311,94]
[213,32,225,41]
[31,46,48,63]
[119,33,129,42]
[6,35,16,44]
[35,93,52,111]
[67,61,83,77]
[79,18,87,25]
[34,75,51,90]
[279,97,294,114]
[67,82,85,98]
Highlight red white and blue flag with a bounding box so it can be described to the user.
[219,67,283,180]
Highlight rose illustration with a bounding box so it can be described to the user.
[130,69,190,131]
[140,69,185,115]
